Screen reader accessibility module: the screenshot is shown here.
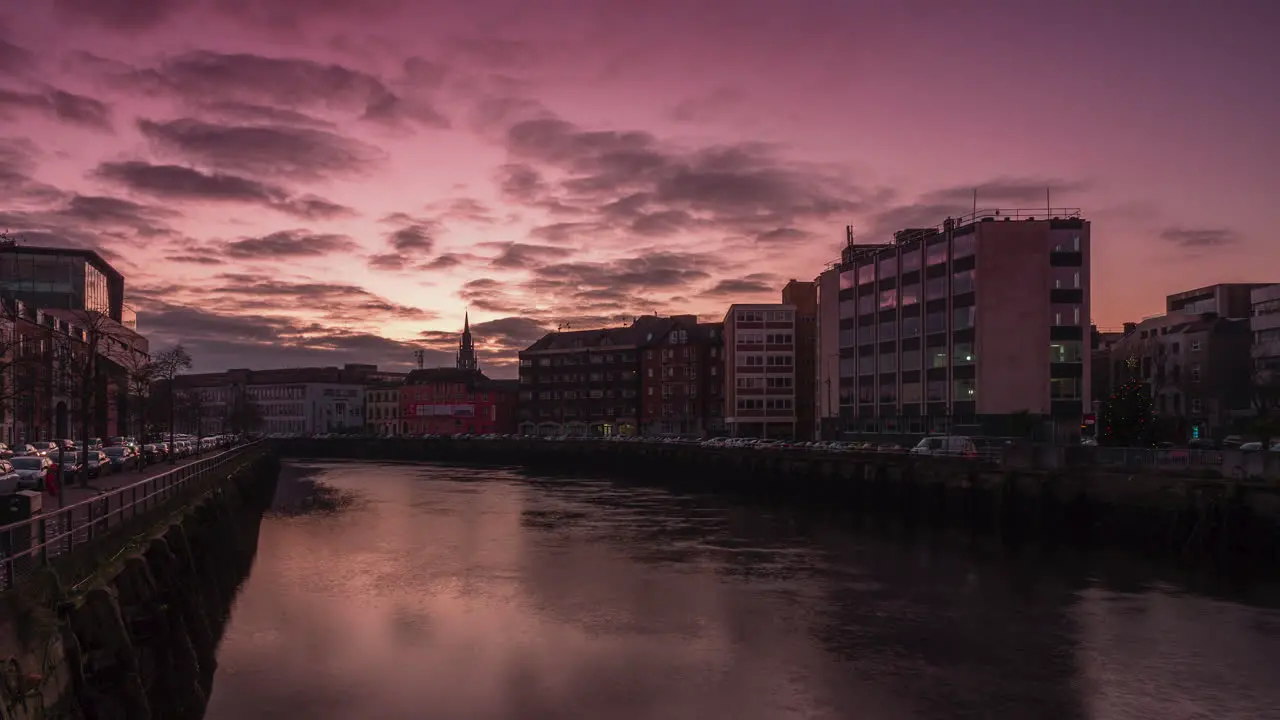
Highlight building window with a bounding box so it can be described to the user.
[953,306,976,331]
[901,382,922,404]
[858,325,875,344]
[1051,304,1081,326]
[901,316,921,338]
[952,269,975,295]
[859,295,876,315]
[857,264,875,285]
[1191,397,1202,413]
[1191,364,1201,382]
[925,311,947,334]
[925,276,947,301]
[1050,378,1081,399]
[878,256,897,279]
[952,234,975,259]
[901,250,921,273]
[839,328,856,347]
[953,378,976,401]
[879,382,897,403]
[839,299,857,317]
[1051,268,1080,289]
[1050,341,1084,363]
[1052,233,1081,252]
[1190,341,1201,352]
[839,270,855,290]
[858,355,874,374]
[879,319,898,340]
[929,347,947,368]
[926,380,946,402]
[952,343,975,365]
[878,352,896,372]
[925,242,948,266]
[901,349,921,369]
[879,288,897,310]
[858,385,874,403]
[900,283,920,306]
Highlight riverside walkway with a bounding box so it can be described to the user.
[0,442,262,593]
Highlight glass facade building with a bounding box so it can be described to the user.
[0,247,124,320]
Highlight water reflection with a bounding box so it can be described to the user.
[205,462,1280,720]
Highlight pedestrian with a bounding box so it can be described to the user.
[44,461,60,502]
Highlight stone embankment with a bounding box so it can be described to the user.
[273,437,1280,565]
[0,451,280,720]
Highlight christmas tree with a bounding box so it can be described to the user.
[1099,378,1155,447]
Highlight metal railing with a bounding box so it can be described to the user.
[0,442,260,593]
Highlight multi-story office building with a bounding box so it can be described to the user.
[1,244,148,443]
[724,303,798,438]
[1107,310,1253,439]
[836,210,1091,440]
[518,318,668,436]
[171,364,380,435]
[816,268,841,440]
[0,244,127,322]
[637,315,725,436]
[1249,284,1280,412]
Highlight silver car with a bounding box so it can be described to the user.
[10,455,52,490]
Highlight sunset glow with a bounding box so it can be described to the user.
[2,1,1276,375]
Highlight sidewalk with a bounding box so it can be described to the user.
[43,453,219,509]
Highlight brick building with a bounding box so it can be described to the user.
[782,280,818,440]
[518,317,676,436]
[638,315,725,436]
[1,244,148,444]
[400,367,517,435]
[723,303,799,438]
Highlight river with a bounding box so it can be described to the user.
[204,461,1280,720]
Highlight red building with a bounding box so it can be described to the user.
[638,315,725,437]
[399,368,518,435]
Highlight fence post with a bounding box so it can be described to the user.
[36,515,47,567]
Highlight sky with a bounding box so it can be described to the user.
[1,1,1277,377]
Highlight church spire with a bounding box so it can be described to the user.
[456,310,478,371]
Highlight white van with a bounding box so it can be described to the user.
[910,435,978,458]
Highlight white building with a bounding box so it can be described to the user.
[722,303,798,439]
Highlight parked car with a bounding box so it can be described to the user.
[0,443,11,460]
[55,454,83,479]
[0,460,18,493]
[141,444,163,463]
[102,446,138,472]
[85,450,110,478]
[910,435,979,458]
[28,441,59,457]
[10,455,53,490]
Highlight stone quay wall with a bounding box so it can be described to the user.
[0,451,281,720]
[274,437,1280,565]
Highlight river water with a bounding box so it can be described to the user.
[204,461,1280,720]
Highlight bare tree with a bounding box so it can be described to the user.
[179,389,208,451]
[117,350,156,441]
[46,307,123,487]
[151,345,193,464]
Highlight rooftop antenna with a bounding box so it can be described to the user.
[1046,187,1051,217]
[972,189,977,217]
